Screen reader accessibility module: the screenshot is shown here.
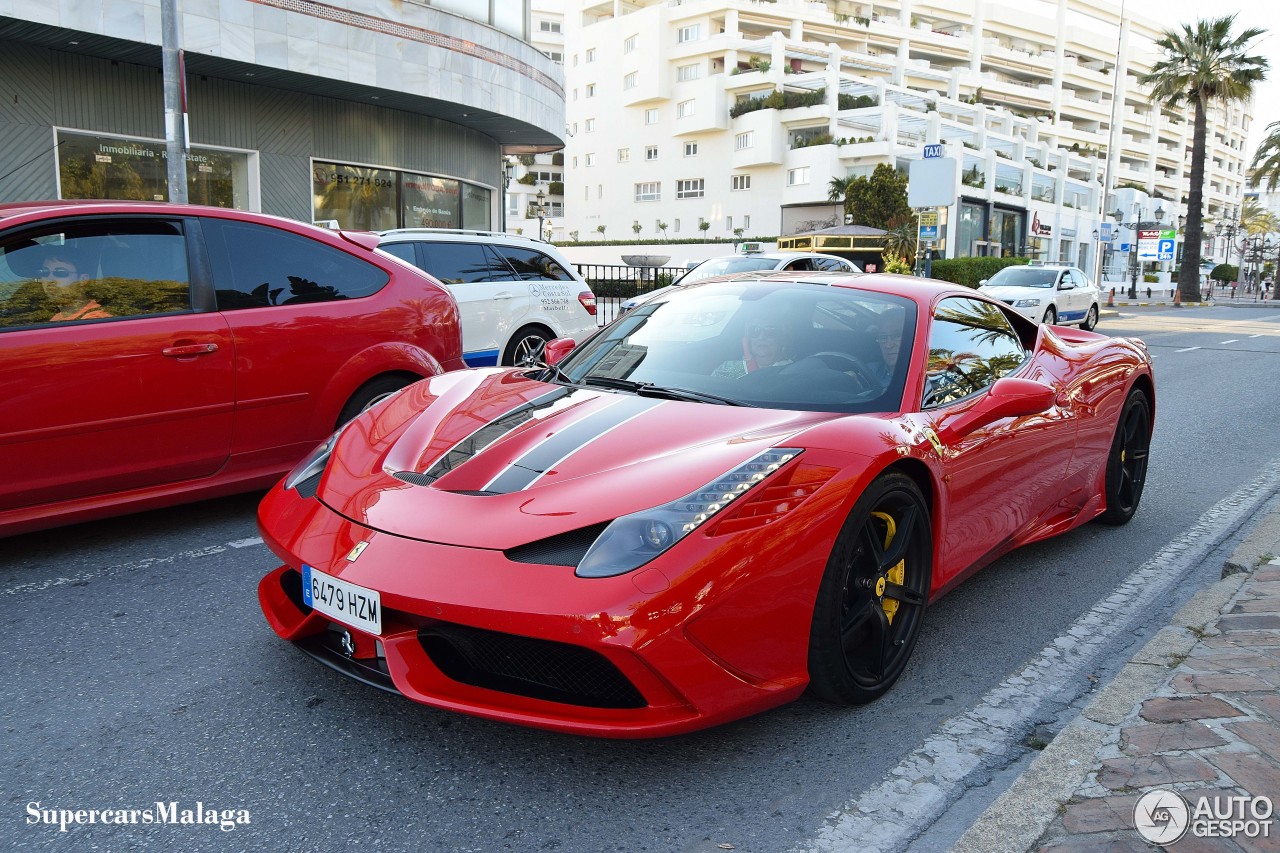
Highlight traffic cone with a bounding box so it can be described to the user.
[1106,288,1114,307]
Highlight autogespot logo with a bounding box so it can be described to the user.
[1134,790,1191,845]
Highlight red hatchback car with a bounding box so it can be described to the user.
[0,201,464,537]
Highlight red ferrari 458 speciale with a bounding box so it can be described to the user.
[258,272,1154,737]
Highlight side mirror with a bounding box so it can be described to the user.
[978,278,989,286]
[543,337,577,366]
[1058,279,1074,290]
[939,377,1055,440]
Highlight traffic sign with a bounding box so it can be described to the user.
[919,224,939,240]
[923,144,943,158]
[918,211,938,227]
[1157,238,1175,261]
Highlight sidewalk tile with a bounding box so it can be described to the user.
[1224,720,1280,764]
[1141,697,1245,723]
[1038,837,1152,853]
[1234,599,1280,613]
[1097,754,1219,790]
[1206,753,1280,801]
[1173,674,1276,693]
[1244,696,1280,724]
[1121,722,1228,754]
[1061,795,1139,833]
[1236,830,1280,853]
[1184,652,1280,670]
[1218,615,1280,631]
[1255,569,1280,582]
[1172,835,1248,853]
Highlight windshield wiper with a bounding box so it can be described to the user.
[581,376,755,407]
[524,360,573,385]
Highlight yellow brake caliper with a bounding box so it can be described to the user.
[872,511,905,624]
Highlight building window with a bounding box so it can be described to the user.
[624,34,637,53]
[645,109,659,125]
[585,118,596,133]
[684,142,698,157]
[743,215,750,229]
[624,72,638,90]
[585,153,596,167]
[539,20,561,33]
[585,48,596,62]
[645,146,658,160]
[731,174,751,190]
[678,25,700,43]
[677,63,701,82]
[618,148,630,162]
[635,182,660,202]
[674,218,681,232]
[572,156,578,169]
[676,179,705,199]
[586,83,596,98]
[735,131,753,150]
[544,51,562,63]
[598,184,603,199]
[584,186,590,200]
[787,167,810,186]
[677,99,695,118]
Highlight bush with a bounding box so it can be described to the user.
[1210,263,1238,283]
[929,256,1031,288]
[1143,273,1159,283]
[730,88,826,118]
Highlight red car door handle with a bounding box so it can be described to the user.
[162,343,220,357]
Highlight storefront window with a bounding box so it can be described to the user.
[992,209,1025,257]
[461,183,491,230]
[312,162,399,231]
[401,174,459,228]
[958,202,984,258]
[57,131,251,209]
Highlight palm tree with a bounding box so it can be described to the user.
[827,175,856,220]
[883,214,918,265]
[1139,16,1267,303]
[1251,120,1280,190]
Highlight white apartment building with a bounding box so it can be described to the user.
[529,0,1252,277]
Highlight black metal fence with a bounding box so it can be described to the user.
[575,263,688,326]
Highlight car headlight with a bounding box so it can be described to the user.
[1012,298,1042,307]
[575,448,803,578]
[284,423,350,491]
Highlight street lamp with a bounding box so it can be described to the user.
[1112,204,1163,299]
[534,188,547,243]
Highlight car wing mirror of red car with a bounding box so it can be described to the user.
[939,377,1056,440]
[544,337,577,366]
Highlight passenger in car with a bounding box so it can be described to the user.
[0,247,111,325]
[712,317,796,379]
[865,306,906,390]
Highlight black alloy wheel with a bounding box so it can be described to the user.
[504,325,553,366]
[1097,388,1151,525]
[807,472,932,704]
[1042,305,1058,325]
[1081,303,1099,331]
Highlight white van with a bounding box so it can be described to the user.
[377,229,598,366]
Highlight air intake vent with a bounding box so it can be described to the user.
[294,470,323,499]
[419,624,645,709]
[394,471,438,486]
[504,522,610,566]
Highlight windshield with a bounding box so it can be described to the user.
[554,281,917,413]
[678,256,781,285]
[986,267,1059,288]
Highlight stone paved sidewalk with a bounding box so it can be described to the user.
[1036,561,1280,853]
[953,514,1280,853]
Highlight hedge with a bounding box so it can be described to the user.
[1210,263,1239,283]
[928,257,1031,288]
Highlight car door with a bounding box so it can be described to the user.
[416,241,526,366]
[0,217,234,511]
[913,296,1076,584]
[488,243,594,342]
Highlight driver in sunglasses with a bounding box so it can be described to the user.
[36,248,110,322]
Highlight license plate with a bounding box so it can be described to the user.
[302,564,382,635]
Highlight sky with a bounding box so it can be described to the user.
[1126,0,1280,160]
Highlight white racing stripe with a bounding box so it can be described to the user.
[801,459,1280,853]
[0,536,268,596]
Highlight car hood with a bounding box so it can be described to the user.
[317,369,846,549]
[979,285,1054,301]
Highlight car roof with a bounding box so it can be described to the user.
[664,269,972,301]
[376,228,557,249]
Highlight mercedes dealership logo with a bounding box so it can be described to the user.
[1134,789,1190,845]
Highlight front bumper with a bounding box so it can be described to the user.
[256,483,833,737]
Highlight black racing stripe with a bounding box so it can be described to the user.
[484,395,662,494]
[411,387,573,484]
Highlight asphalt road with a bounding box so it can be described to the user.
[3,305,1279,853]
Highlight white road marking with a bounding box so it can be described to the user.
[1175,346,1200,352]
[1,536,268,596]
[1250,334,1264,338]
[1220,339,1239,344]
[802,461,1280,853]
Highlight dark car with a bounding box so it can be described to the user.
[0,200,464,536]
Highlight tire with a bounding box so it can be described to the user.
[1081,303,1099,331]
[503,325,553,366]
[1096,388,1151,525]
[336,375,416,428]
[807,472,932,704]
[1042,305,1058,325]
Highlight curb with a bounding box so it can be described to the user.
[949,531,1270,853]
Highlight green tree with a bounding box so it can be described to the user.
[657,221,669,239]
[1140,15,1268,302]
[827,174,857,218]
[698,221,711,235]
[596,224,607,239]
[632,222,642,237]
[882,214,918,265]
[1251,120,1280,190]
[845,164,911,229]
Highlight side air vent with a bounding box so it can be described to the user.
[393,471,438,486]
[504,522,610,566]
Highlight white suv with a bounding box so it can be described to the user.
[978,264,1101,329]
[377,229,598,366]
